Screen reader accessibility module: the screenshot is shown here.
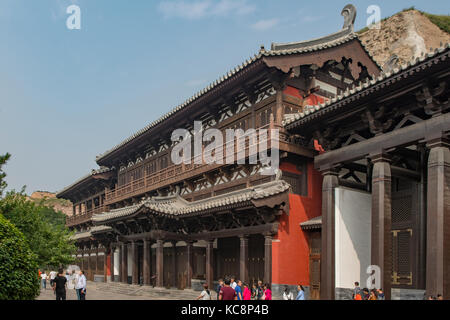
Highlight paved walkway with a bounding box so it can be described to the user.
[37,281,203,300]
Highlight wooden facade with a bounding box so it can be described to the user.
[56,5,450,299]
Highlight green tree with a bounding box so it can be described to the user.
[0,213,40,300]
[0,153,11,197]
[0,192,76,269]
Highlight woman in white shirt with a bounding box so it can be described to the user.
[75,270,87,300]
[282,285,294,300]
[196,283,211,300]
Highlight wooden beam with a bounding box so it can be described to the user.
[316,113,450,171]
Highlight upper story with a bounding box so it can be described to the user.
[57,4,381,230]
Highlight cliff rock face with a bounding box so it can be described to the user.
[28,191,72,216]
[359,10,450,67]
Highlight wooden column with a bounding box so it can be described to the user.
[264,234,272,285]
[320,169,339,300]
[239,235,249,284]
[110,245,115,282]
[426,139,450,299]
[95,247,99,277]
[104,247,109,283]
[143,239,151,286]
[121,242,128,284]
[131,241,139,285]
[206,240,214,289]
[156,240,164,287]
[371,154,392,300]
[171,241,177,288]
[186,241,194,289]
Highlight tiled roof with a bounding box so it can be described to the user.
[300,216,322,230]
[70,230,92,241]
[96,31,378,164]
[283,43,450,129]
[93,179,290,223]
[56,167,113,198]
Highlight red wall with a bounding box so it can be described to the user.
[272,161,322,286]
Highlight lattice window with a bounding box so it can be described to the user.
[392,195,412,223]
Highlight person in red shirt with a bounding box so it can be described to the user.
[219,279,237,300]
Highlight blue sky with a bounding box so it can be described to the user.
[0,0,448,194]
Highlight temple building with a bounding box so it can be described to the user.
[57,4,450,299]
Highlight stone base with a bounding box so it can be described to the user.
[335,287,353,300]
[391,288,425,300]
[272,283,310,300]
[93,275,105,282]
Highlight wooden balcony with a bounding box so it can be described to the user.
[105,127,278,205]
[66,206,106,227]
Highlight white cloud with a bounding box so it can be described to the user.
[251,18,279,31]
[158,0,255,20]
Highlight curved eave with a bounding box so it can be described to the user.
[284,44,450,130]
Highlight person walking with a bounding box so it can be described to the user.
[296,285,305,300]
[49,270,57,288]
[251,283,258,300]
[197,283,211,300]
[230,277,237,290]
[216,279,224,300]
[75,270,87,300]
[283,285,294,300]
[219,279,237,300]
[263,283,272,300]
[257,280,264,300]
[243,283,251,300]
[53,268,68,301]
[73,270,80,299]
[41,271,48,290]
[352,281,361,300]
[369,289,378,300]
[235,280,243,300]
[377,288,385,300]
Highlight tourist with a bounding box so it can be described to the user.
[235,280,243,300]
[49,270,57,289]
[437,294,443,300]
[230,277,237,290]
[243,283,251,300]
[41,271,48,290]
[75,270,87,300]
[197,283,211,300]
[73,270,80,299]
[362,288,370,300]
[53,268,68,301]
[251,283,258,300]
[257,280,264,300]
[283,285,293,300]
[296,285,305,300]
[263,283,272,300]
[352,281,361,300]
[219,279,237,300]
[377,288,385,300]
[216,279,224,300]
[369,289,378,300]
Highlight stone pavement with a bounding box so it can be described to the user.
[37,281,205,300]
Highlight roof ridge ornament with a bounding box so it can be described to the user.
[270,4,357,52]
[341,4,357,32]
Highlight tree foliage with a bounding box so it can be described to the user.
[0,153,11,197]
[0,192,76,269]
[0,213,40,300]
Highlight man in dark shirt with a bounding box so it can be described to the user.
[219,279,237,301]
[53,268,67,301]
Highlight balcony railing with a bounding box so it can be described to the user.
[66,206,106,227]
[105,125,277,205]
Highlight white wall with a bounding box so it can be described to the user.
[335,187,371,290]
